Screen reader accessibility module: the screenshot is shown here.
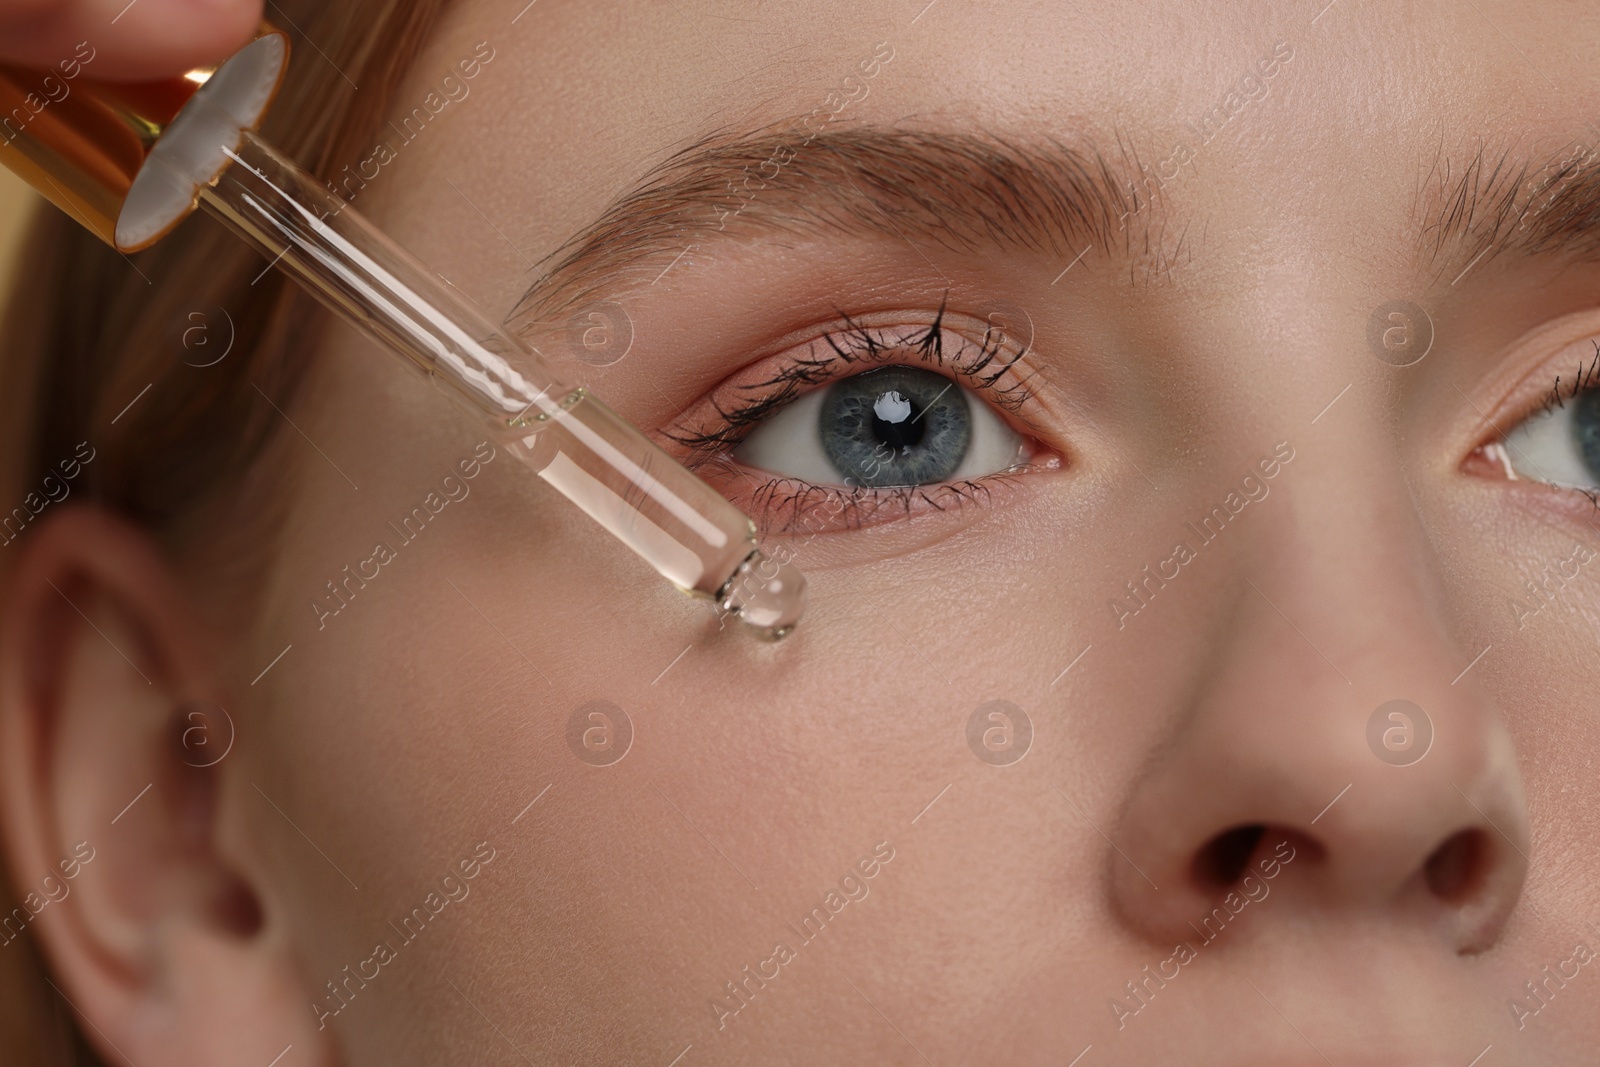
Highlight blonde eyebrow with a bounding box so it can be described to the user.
[508,124,1181,322]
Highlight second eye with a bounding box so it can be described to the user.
[732,365,1026,488]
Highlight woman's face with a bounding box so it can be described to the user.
[57,0,1600,1062]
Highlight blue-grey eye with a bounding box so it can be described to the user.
[1578,390,1600,477]
[733,365,1025,488]
[1501,387,1600,487]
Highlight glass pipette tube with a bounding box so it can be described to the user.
[183,127,805,637]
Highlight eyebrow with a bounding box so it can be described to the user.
[508,125,1177,322]
[1419,138,1600,284]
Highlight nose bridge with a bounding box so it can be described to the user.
[1107,431,1530,954]
[1211,426,1493,750]
[1255,433,1462,683]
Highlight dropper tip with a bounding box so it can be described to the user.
[720,550,807,639]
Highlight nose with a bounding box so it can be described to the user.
[1108,464,1530,956]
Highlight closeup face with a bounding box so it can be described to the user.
[14,0,1600,1064]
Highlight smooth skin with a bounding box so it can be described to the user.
[4,1,1600,1065]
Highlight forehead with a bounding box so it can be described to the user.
[373,0,1600,310]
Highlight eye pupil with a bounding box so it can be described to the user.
[871,390,926,451]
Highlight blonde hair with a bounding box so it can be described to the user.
[0,1,448,1059]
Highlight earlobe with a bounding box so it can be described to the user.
[0,507,339,1067]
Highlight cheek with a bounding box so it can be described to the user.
[1412,477,1600,853]
[242,350,647,1059]
[256,344,1077,1048]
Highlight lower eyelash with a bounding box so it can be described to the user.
[703,455,1041,532]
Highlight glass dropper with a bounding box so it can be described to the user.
[190,128,806,637]
[0,27,803,637]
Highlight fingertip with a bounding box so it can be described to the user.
[36,0,264,81]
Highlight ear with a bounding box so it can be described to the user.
[0,507,338,1066]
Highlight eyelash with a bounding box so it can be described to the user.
[665,301,1045,530]
[669,319,1600,530]
[1542,341,1600,510]
[1472,339,1600,509]
[1532,339,1600,419]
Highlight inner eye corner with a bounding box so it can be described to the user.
[1461,440,1516,481]
[1482,371,1600,493]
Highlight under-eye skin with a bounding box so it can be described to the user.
[667,307,1054,531]
[1492,341,1600,498]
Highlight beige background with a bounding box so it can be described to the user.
[0,169,38,298]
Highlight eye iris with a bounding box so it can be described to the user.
[819,366,971,487]
[1575,388,1600,480]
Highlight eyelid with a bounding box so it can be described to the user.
[1460,307,1600,457]
[664,307,1055,464]
[655,307,1063,536]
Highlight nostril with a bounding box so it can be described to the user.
[214,876,265,937]
[1192,824,1267,889]
[1424,829,1490,903]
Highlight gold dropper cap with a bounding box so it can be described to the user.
[0,26,289,251]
